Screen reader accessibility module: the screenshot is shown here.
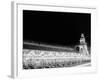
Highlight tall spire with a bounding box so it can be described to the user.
[80,33,86,45]
[81,33,84,38]
[79,33,89,55]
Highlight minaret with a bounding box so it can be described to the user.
[79,33,89,55]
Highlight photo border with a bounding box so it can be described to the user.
[11,1,97,78]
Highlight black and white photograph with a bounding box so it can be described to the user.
[23,10,91,69]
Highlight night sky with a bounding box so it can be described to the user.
[23,10,91,47]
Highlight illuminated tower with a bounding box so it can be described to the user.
[79,33,89,55]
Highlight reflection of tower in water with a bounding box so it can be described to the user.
[79,33,89,55]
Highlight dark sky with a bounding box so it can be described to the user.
[23,10,91,47]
